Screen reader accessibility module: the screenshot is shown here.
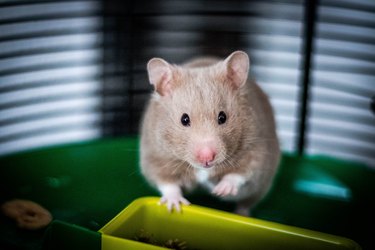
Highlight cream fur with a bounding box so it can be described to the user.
[140,51,280,215]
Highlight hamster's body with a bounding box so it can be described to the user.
[140,51,280,215]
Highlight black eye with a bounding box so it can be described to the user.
[181,113,190,127]
[218,111,227,125]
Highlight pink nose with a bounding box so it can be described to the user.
[196,147,216,166]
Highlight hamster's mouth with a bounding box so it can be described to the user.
[190,162,215,169]
[203,162,213,169]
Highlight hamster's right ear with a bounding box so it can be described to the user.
[147,58,173,96]
[224,51,250,89]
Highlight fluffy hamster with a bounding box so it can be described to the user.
[140,51,280,216]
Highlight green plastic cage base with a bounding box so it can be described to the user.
[42,220,101,250]
[1,137,374,249]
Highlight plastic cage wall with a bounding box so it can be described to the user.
[0,0,374,168]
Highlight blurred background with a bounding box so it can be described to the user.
[0,0,374,167]
[0,0,375,249]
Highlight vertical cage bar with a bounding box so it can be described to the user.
[297,0,318,155]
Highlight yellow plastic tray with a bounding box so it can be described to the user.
[99,197,361,250]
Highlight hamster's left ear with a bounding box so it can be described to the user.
[147,58,174,96]
[224,51,250,89]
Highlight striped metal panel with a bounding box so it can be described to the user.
[0,1,103,155]
[307,0,375,167]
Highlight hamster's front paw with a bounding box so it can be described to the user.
[158,184,190,212]
[159,195,190,213]
[212,174,246,197]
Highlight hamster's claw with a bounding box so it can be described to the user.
[159,196,190,213]
[212,179,239,197]
[212,174,246,197]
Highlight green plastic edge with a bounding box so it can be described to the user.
[42,220,101,250]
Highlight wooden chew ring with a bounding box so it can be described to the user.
[1,199,52,230]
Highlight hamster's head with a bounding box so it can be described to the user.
[146,51,253,170]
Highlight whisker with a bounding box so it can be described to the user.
[171,160,187,176]
[251,149,276,157]
[243,137,278,145]
[224,155,238,170]
[181,154,196,178]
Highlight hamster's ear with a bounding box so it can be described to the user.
[147,58,173,96]
[224,51,250,89]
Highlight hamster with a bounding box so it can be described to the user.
[140,51,280,216]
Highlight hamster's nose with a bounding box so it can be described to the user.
[196,146,216,166]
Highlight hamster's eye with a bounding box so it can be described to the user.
[218,111,227,125]
[181,113,191,127]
